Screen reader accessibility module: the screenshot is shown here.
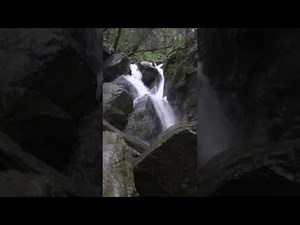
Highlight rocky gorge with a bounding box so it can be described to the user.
[103,28,300,197]
[102,35,198,196]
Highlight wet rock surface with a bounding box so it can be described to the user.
[137,62,160,89]
[0,28,102,196]
[189,138,300,196]
[103,131,138,197]
[134,122,197,196]
[63,106,101,185]
[123,95,162,142]
[0,170,67,197]
[164,41,198,122]
[0,87,77,169]
[103,53,130,82]
[200,28,300,146]
[103,81,133,130]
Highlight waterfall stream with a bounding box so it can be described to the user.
[197,62,233,168]
[123,63,177,131]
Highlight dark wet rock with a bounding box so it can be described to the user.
[137,62,160,89]
[113,76,141,100]
[0,87,77,170]
[103,119,150,154]
[63,105,101,185]
[103,53,130,82]
[164,42,198,122]
[200,28,300,146]
[0,170,67,197]
[0,28,99,120]
[134,121,197,196]
[124,95,162,142]
[188,138,300,196]
[103,131,138,197]
[103,82,133,130]
[0,130,99,196]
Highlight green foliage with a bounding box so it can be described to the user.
[133,51,167,62]
[104,28,196,62]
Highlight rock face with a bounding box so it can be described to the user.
[103,53,130,82]
[200,28,300,147]
[0,87,77,169]
[0,131,99,197]
[192,28,300,195]
[102,131,137,197]
[134,122,197,196]
[164,40,197,122]
[137,62,160,89]
[189,138,300,196]
[63,106,101,185]
[0,28,102,196]
[0,170,67,197]
[124,95,162,142]
[0,28,98,120]
[103,81,133,130]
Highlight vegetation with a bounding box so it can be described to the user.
[103,28,196,62]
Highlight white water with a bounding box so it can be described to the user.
[197,62,233,168]
[123,63,177,131]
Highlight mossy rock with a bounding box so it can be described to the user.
[102,131,138,197]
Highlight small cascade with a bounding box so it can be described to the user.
[123,63,177,131]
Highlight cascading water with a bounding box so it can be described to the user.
[123,63,177,131]
[197,62,233,168]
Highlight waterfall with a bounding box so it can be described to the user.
[123,63,177,131]
[197,62,233,168]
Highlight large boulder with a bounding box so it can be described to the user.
[113,76,142,101]
[123,95,162,142]
[103,131,138,197]
[137,62,160,89]
[103,53,130,82]
[134,121,197,196]
[0,87,77,169]
[0,170,67,197]
[0,28,99,120]
[0,130,99,197]
[189,138,300,196]
[63,105,101,185]
[103,82,133,130]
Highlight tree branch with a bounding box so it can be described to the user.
[113,28,122,52]
[133,45,173,54]
[129,29,154,56]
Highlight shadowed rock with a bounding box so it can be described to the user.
[103,82,133,130]
[0,87,77,169]
[63,106,101,185]
[0,131,99,196]
[0,170,67,197]
[0,28,98,120]
[137,62,160,89]
[104,53,130,82]
[188,138,300,196]
[134,121,197,196]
